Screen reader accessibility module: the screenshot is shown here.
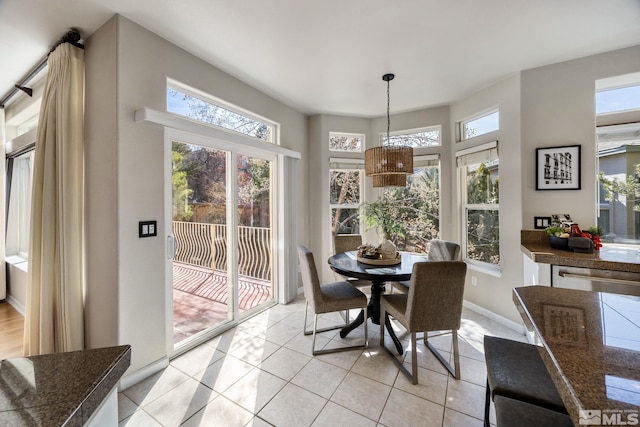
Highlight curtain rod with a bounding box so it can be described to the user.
[0,29,84,109]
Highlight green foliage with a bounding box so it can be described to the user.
[465,161,500,264]
[360,167,440,251]
[361,198,406,241]
[599,165,640,211]
[586,226,603,237]
[172,144,193,221]
[545,225,567,237]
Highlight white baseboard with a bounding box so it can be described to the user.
[463,300,525,335]
[6,295,25,316]
[119,357,169,390]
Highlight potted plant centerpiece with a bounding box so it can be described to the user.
[359,198,406,263]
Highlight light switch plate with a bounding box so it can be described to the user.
[139,220,157,238]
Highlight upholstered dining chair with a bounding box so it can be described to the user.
[391,239,461,293]
[297,245,368,355]
[380,261,467,384]
[333,234,370,290]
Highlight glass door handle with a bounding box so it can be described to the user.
[167,235,176,260]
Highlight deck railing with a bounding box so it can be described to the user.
[172,221,271,281]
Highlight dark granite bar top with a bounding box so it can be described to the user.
[513,286,640,425]
[0,345,131,426]
[521,230,640,273]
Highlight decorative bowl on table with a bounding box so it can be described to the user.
[356,241,402,265]
[549,235,570,251]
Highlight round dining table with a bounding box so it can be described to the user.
[327,250,428,355]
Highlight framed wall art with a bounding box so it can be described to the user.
[536,145,581,190]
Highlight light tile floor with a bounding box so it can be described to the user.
[118,295,526,427]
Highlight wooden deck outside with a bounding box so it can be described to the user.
[172,261,272,344]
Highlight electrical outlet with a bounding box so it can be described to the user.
[471,276,478,286]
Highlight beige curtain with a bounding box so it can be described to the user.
[24,43,85,355]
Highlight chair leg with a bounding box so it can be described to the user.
[484,379,491,427]
[379,310,385,347]
[306,302,368,356]
[425,329,460,379]
[411,332,418,384]
[380,309,419,384]
[304,300,351,336]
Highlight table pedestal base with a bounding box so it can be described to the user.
[339,281,403,354]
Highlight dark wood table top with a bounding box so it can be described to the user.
[328,251,428,282]
[513,286,640,425]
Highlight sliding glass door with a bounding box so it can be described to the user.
[167,131,276,350]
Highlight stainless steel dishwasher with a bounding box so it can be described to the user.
[551,265,640,296]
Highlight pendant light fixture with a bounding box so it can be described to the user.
[365,73,413,187]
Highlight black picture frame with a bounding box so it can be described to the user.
[536,145,581,190]
[534,216,551,229]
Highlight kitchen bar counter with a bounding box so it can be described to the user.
[521,230,640,273]
[0,345,131,426]
[513,286,640,425]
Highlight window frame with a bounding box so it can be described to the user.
[596,84,640,116]
[380,125,442,148]
[457,141,500,272]
[166,79,280,144]
[5,128,37,261]
[458,108,499,142]
[329,132,365,153]
[329,158,364,237]
[379,154,441,253]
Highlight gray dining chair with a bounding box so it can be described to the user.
[380,261,467,384]
[297,245,368,355]
[390,239,461,293]
[333,234,370,290]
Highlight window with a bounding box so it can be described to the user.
[381,126,441,148]
[379,156,440,253]
[460,110,499,141]
[6,149,34,259]
[458,142,499,268]
[330,132,364,152]
[596,85,640,115]
[596,123,640,245]
[167,84,277,143]
[596,74,640,246]
[329,158,363,235]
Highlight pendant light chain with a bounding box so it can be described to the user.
[387,78,391,145]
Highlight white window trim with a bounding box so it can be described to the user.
[329,159,364,236]
[379,125,442,148]
[457,142,501,272]
[329,132,365,153]
[167,78,281,145]
[458,107,499,142]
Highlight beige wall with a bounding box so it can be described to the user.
[85,15,308,376]
[450,74,523,323]
[521,44,640,228]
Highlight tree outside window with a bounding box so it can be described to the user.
[463,160,500,265]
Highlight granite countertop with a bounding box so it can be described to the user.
[0,345,131,426]
[521,230,640,273]
[513,286,640,425]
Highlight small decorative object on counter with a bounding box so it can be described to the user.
[545,225,571,250]
[545,224,603,252]
[568,236,594,253]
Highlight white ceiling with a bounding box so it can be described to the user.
[2,0,640,117]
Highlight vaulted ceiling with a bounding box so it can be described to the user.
[2,0,640,117]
